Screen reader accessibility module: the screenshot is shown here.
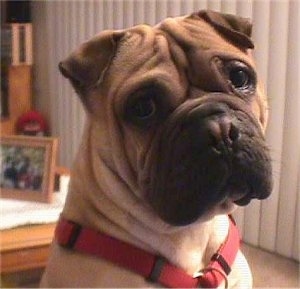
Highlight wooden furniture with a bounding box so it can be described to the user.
[0,223,56,274]
[0,167,69,277]
[1,65,32,135]
[10,23,33,66]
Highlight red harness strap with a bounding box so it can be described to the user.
[55,215,240,288]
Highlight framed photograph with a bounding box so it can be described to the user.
[0,135,58,203]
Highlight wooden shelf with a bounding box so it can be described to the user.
[0,168,69,274]
[0,223,56,274]
[1,65,32,135]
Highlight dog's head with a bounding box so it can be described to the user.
[59,10,273,226]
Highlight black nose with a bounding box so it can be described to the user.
[207,115,240,152]
[186,103,240,153]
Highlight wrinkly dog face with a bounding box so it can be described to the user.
[59,10,273,226]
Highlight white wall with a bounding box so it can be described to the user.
[32,0,299,261]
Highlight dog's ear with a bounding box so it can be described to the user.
[196,10,254,49]
[59,30,125,99]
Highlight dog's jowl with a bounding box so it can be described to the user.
[41,10,272,288]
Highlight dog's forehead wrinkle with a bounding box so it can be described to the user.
[108,32,182,95]
[110,29,156,71]
[159,15,231,51]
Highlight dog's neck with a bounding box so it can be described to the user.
[62,120,229,275]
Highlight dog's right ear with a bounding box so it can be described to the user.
[59,30,125,100]
[196,10,254,50]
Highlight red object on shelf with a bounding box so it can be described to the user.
[16,110,48,136]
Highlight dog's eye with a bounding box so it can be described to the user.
[226,61,256,93]
[229,68,250,89]
[125,85,172,128]
[131,96,156,119]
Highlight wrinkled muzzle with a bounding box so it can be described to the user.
[144,95,273,226]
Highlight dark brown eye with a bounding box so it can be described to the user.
[125,84,172,128]
[229,68,251,89]
[225,61,256,93]
[131,97,156,119]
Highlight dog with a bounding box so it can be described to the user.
[41,10,272,288]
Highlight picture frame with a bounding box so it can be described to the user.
[0,135,58,203]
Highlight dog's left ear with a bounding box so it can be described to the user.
[196,10,254,49]
[59,30,125,100]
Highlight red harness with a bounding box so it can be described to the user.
[55,215,240,288]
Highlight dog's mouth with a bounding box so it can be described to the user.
[221,185,252,206]
[143,98,273,226]
[233,195,252,206]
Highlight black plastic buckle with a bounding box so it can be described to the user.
[64,222,82,249]
[211,253,231,275]
[147,256,166,283]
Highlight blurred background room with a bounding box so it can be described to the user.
[1,0,299,287]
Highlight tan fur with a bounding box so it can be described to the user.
[40,11,270,288]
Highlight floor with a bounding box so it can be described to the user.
[242,243,299,288]
[1,244,299,288]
